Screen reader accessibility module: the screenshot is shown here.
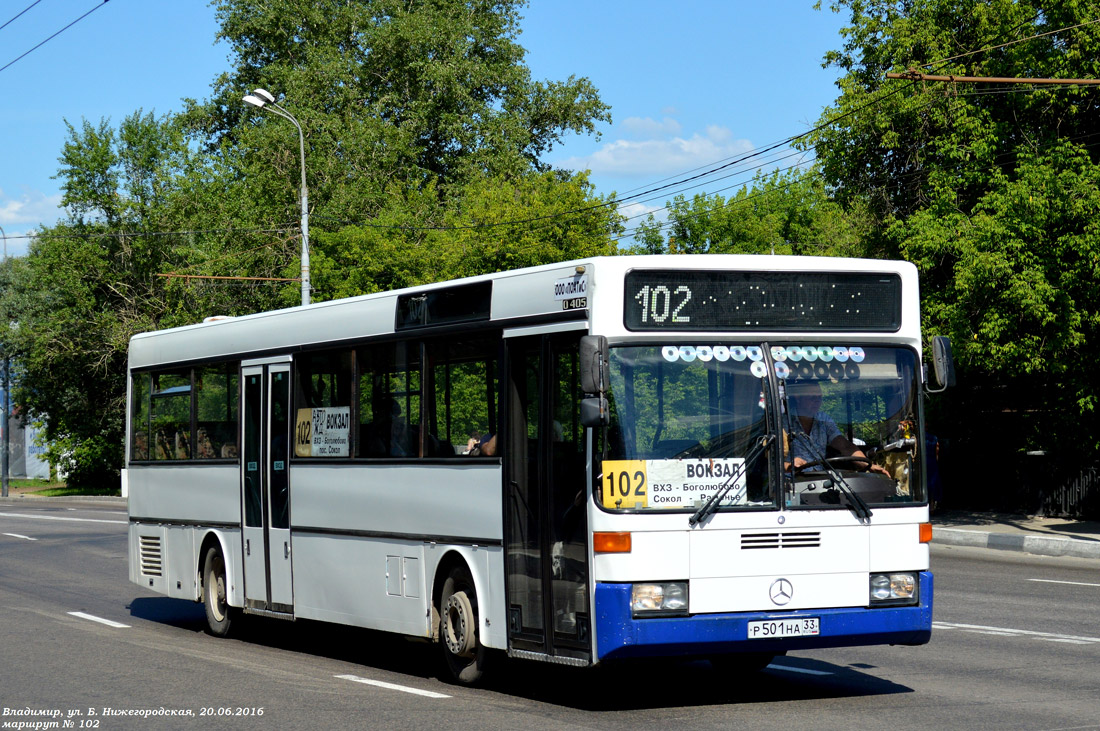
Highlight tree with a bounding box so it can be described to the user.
[5,1,619,488]
[807,0,1100,505]
[630,168,871,258]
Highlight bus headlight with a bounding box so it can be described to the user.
[631,582,689,615]
[869,572,918,605]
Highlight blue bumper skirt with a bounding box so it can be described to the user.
[595,571,933,661]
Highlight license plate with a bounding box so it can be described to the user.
[747,617,820,639]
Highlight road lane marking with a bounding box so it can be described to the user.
[933,621,1100,644]
[0,512,126,525]
[766,664,833,676]
[68,612,130,628]
[2,533,36,541]
[335,674,451,698]
[1029,578,1100,588]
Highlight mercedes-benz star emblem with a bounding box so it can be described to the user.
[769,578,794,606]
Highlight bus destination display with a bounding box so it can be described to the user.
[624,270,902,332]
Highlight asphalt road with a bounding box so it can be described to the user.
[1,500,1098,730]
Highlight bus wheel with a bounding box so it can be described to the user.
[202,545,233,637]
[439,568,489,684]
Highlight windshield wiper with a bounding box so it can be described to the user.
[689,433,774,527]
[791,431,873,523]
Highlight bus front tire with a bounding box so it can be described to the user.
[202,545,233,637]
[439,568,489,685]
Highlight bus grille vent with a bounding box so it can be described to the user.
[139,535,163,576]
[741,531,821,550]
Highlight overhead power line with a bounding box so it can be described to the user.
[0,0,110,75]
[0,0,44,33]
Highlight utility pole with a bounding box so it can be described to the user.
[887,69,1100,85]
[1,225,7,498]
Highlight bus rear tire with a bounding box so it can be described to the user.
[202,545,234,637]
[439,567,489,685]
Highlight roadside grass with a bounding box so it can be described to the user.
[7,478,120,498]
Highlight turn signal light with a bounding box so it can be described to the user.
[919,523,933,543]
[594,531,632,553]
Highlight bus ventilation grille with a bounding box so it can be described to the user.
[740,532,821,550]
[139,535,163,576]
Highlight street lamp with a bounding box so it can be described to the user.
[0,224,8,498]
[243,88,311,306]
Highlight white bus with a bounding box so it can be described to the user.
[126,254,953,683]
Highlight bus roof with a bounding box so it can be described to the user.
[128,254,919,371]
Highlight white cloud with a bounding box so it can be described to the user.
[0,187,63,227]
[559,122,754,179]
[620,116,682,140]
[618,201,663,224]
[0,188,63,257]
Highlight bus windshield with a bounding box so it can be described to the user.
[598,344,924,513]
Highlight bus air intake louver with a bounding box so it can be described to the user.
[741,531,821,550]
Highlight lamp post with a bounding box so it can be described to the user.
[0,224,8,498]
[243,88,311,306]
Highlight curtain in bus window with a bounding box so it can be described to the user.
[195,364,239,459]
[293,350,354,458]
[358,342,421,457]
[150,370,192,461]
[425,338,498,458]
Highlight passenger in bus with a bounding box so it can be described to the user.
[787,380,888,475]
[132,432,149,461]
[465,433,496,456]
[363,397,414,457]
[196,428,216,459]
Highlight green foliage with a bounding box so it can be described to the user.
[4,1,618,487]
[631,168,871,257]
[809,1,1100,483]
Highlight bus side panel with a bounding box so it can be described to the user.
[290,464,503,547]
[288,464,504,643]
[127,465,241,525]
[292,535,430,636]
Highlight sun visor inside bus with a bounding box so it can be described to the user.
[395,281,493,330]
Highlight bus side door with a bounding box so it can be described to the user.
[241,362,294,615]
[503,331,591,663]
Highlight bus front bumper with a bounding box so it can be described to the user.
[594,571,933,661]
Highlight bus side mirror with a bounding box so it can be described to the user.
[580,335,609,395]
[926,336,955,393]
[580,396,609,427]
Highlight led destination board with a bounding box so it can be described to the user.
[623,270,902,332]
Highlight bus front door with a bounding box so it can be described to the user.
[504,333,591,663]
[241,363,294,615]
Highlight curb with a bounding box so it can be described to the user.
[0,494,127,506]
[934,527,1100,560]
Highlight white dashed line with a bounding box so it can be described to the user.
[68,612,130,628]
[1029,578,1100,588]
[934,621,1100,644]
[0,512,127,525]
[766,663,833,676]
[335,674,451,698]
[2,532,36,541]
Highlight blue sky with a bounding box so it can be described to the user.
[0,1,848,256]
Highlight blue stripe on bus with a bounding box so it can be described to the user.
[594,572,933,661]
